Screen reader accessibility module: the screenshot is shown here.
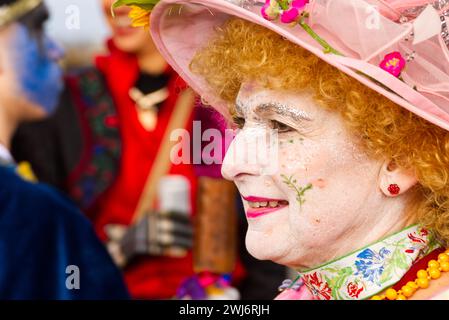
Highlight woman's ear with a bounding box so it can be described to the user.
[378,160,418,197]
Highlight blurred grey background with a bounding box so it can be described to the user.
[45,0,111,67]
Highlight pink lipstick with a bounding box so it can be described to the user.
[242,196,288,219]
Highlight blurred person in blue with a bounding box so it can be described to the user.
[0,0,129,299]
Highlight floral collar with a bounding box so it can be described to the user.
[297,225,439,300]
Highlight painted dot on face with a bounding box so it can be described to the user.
[313,178,327,189]
[264,179,274,187]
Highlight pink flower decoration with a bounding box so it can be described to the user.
[280,7,300,23]
[261,0,279,21]
[198,272,218,287]
[262,0,309,23]
[379,51,406,78]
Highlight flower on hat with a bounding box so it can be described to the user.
[129,6,151,28]
[379,52,406,78]
[112,0,159,28]
[281,0,308,23]
[260,0,342,56]
[261,0,280,21]
[261,0,309,24]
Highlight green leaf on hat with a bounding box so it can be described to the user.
[111,0,160,16]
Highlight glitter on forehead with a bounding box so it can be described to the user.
[235,88,312,123]
[255,102,312,122]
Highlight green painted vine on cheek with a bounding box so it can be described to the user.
[281,174,313,206]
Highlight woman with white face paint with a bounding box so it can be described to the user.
[116,0,449,300]
[0,0,129,299]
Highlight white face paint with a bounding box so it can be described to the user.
[222,82,399,270]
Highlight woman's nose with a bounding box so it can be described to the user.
[221,127,278,181]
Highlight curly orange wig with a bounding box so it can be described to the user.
[190,19,449,244]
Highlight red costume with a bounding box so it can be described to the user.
[89,41,197,299]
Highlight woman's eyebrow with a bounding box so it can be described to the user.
[254,102,312,122]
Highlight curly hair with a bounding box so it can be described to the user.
[190,18,449,244]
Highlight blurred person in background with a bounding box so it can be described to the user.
[0,0,129,299]
[12,0,251,299]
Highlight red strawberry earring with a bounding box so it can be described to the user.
[388,184,400,195]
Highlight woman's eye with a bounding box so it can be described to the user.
[270,120,294,133]
[232,116,245,129]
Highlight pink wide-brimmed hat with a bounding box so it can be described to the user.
[149,0,449,131]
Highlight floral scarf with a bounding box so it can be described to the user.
[296,225,439,300]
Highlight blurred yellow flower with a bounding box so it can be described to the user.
[16,162,37,183]
[129,6,151,28]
